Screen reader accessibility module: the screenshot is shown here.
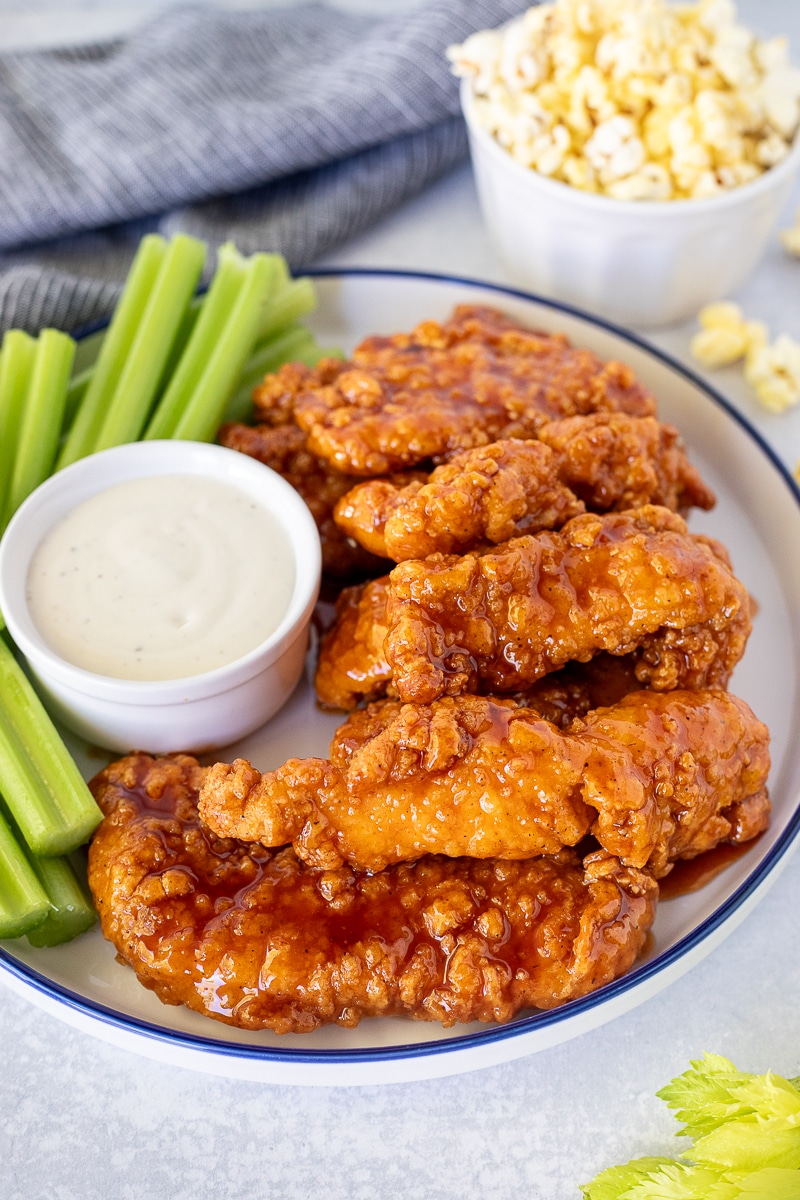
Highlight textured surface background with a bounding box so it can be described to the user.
[2,3,800,1199]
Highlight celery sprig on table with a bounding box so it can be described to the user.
[581,1052,800,1198]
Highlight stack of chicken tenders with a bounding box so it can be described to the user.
[88,306,770,1035]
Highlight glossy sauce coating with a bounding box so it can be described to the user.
[385,505,751,704]
[88,754,659,1032]
[333,416,714,563]
[254,306,657,476]
[199,689,770,878]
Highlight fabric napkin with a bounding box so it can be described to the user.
[0,0,532,335]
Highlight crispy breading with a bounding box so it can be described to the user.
[312,577,643,715]
[88,752,658,1031]
[537,413,715,513]
[333,416,714,561]
[253,306,656,476]
[333,439,585,560]
[385,506,751,704]
[199,690,769,877]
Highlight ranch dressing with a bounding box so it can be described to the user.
[26,474,295,681]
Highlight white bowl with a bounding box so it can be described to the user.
[461,79,800,328]
[0,441,322,755]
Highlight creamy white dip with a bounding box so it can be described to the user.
[26,474,296,681]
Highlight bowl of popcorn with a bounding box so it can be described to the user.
[449,0,800,328]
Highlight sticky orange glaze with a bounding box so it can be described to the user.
[87,754,658,1034]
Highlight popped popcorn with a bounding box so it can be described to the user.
[744,334,800,413]
[690,302,800,414]
[448,0,800,201]
[689,302,766,366]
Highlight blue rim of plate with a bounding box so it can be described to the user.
[3,266,800,1068]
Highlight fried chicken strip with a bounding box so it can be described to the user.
[536,413,715,513]
[254,306,656,476]
[312,573,643,714]
[199,690,770,877]
[333,439,584,560]
[333,416,714,562]
[385,506,751,704]
[88,753,657,1032]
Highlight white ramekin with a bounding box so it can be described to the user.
[461,79,800,328]
[0,441,322,755]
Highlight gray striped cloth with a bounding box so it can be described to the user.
[0,0,531,335]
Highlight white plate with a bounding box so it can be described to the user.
[3,270,800,1087]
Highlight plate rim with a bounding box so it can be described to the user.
[3,266,800,1070]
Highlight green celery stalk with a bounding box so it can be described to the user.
[154,293,203,402]
[144,242,249,440]
[56,233,169,469]
[4,329,76,529]
[61,364,91,434]
[167,252,280,444]
[256,276,317,340]
[92,233,206,452]
[0,637,101,856]
[24,850,97,947]
[0,330,36,525]
[0,806,49,939]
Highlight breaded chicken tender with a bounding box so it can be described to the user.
[334,439,585,560]
[312,575,643,715]
[333,416,714,562]
[536,413,715,513]
[199,690,770,877]
[254,306,656,476]
[88,753,658,1031]
[386,506,751,705]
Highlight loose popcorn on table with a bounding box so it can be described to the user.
[689,302,766,367]
[448,0,800,201]
[691,302,800,413]
[744,334,800,413]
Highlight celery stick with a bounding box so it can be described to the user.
[4,329,76,529]
[168,253,279,444]
[0,806,49,939]
[144,242,248,440]
[154,293,202,401]
[92,234,206,452]
[256,276,317,340]
[0,330,36,525]
[61,364,91,433]
[56,234,169,469]
[0,637,101,856]
[25,850,97,946]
